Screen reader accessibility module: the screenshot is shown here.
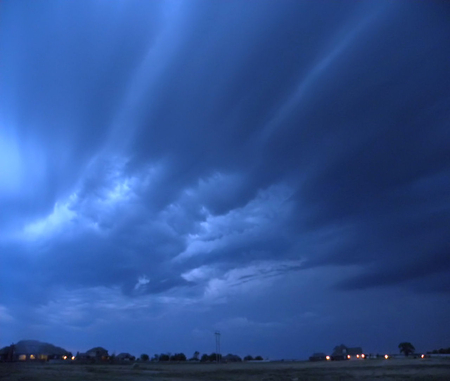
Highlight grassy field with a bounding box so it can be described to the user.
[1,358,450,381]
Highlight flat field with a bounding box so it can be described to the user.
[1,358,449,381]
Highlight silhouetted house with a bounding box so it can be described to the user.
[347,347,364,358]
[332,345,364,360]
[117,353,135,362]
[86,347,109,361]
[0,340,70,362]
[309,353,327,361]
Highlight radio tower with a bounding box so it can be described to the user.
[215,331,221,363]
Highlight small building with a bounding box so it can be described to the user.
[117,353,135,362]
[85,347,109,361]
[347,347,364,359]
[332,345,364,360]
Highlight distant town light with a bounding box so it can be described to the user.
[71,356,75,360]
[347,355,351,359]
[421,354,425,359]
[326,356,331,360]
[356,354,360,358]
[63,355,67,360]
[361,354,365,359]
[385,354,389,359]
[30,354,35,360]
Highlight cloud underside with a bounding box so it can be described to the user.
[0,0,450,354]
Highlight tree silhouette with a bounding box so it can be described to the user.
[159,354,170,361]
[170,353,186,361]
[208,353,221,362]
[140,353,149,362]
[398,342,415,357]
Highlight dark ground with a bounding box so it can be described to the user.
[1,358,450,381]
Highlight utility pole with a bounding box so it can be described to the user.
[215,331,221,363]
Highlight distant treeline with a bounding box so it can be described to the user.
[427,348,450,354]
[140,352,263,362]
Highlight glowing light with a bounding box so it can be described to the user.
[326,356,331,360]
[361,354,365,359]
[72,356,75,360]
[30,354,35,360]
[385,355,389,359]
[356,354,360,358]
[347,355,351,359]
[421,354,425,359]
[63,355,67,360]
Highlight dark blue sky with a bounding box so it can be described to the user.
[1,0,449,359]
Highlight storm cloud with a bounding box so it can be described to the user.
[1,0,449,358]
